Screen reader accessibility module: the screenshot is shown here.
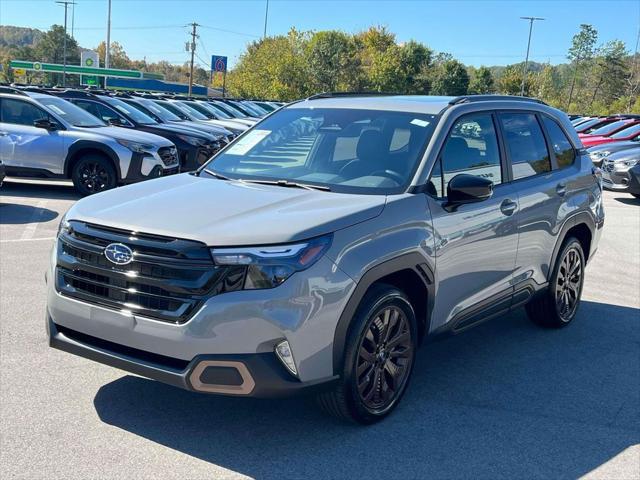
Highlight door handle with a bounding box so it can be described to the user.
[556,182,567,196]
[500,199,517,216]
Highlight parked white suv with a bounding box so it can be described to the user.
[0,89,178,195]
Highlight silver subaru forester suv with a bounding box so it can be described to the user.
[47,94,604,423]
[0,90,178,195]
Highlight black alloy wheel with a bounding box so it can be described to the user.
[555,247,583,321]
[356,305,413,412]
[72,155,117,196]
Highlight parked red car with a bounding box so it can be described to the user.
[581,122,640,147]
[574,117,621,134]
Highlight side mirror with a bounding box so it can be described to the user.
[445,174,493,211]
[33,118,57,131]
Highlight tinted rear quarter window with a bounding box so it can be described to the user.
[499,112,551,180]
[541,116,575,168]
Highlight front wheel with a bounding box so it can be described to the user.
[526,237,585,328]
[316,284,417,424]
[71,154,117,196]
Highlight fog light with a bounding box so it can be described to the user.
[275,340,297,377]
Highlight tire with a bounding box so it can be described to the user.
[526,237,585,328]
[71,154,117,196]
[316,284,417,424]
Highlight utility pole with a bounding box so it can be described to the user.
[71,1,75,38]
[263,0,269,39]
[105,0,111,88]
[519,16,544,96]
[56,1,76,87]
[188,22,199,96]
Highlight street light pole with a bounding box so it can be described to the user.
[263,0,269,39]
[520,16,544,96]
[56,1,76,87]
[105,0,112,88]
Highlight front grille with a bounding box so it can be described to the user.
[56,222,245,324]
[158,146,179,166]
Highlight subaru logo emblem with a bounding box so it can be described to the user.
[104,243,134,265]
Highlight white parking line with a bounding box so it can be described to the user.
[0,236,56,243]
[19,199,48,240]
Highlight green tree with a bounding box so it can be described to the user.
[305,30,360,92]
[497,64,535,96]
[96,41,132,69]
[430,59,469,95]
[468,66,494,94]
[33,24,80,85]
[397,40,432,93]
[589,40,628,108]
[566,24,598,109]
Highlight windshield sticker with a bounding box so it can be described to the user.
[410,118,430,127]
[226,129,271,155]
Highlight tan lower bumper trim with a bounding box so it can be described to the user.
[189,360,256,395]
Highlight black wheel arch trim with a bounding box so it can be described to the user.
[331,252,434,376]
[548,211,597,281]
[64,141,122,180]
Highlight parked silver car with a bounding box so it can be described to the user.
[0,90,178,195]
[47,94,604,423]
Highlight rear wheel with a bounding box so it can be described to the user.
[71,154,117,196]
[526,237,585,328]
[316,284,417,424]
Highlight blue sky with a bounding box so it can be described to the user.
[1,0,639,70]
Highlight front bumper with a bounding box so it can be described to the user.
[601,168,632,191]
[48,314,338,398]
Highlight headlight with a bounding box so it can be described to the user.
[57,214,71,238]
[117,139,155,153]
[210,235,332,289]
[177,134,207,146]
[615,158,640,171]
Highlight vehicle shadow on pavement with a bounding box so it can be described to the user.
[0,203,59,224]
[613,196,640,206]
[93,301,639,480]
[0,180,80,202]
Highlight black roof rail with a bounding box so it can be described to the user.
[0,86,29,95]
[45,89,98,99]
[448,95,547,106]
[306,91,399,100]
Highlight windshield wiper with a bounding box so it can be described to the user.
[201,169,231,180]
[240,179,331,191]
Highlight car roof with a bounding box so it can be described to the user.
[289,95,456,114]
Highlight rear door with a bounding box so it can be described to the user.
[498,111,576,287]
[0,97,66,173]
[427,111,519,328]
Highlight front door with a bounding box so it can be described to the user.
[426,111,519,330]
[0,98,66,174]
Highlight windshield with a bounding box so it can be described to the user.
[611,123,640,139]
[206,107,436,195]
[576,118,605,131]
[198,101,233,119]
[226,100,253,116]
[241,101,267,116]
[211,101,245,118]
[37,96,106,127]
[184,101,216,119]
[101,96,157,125]
[135,99,182,121]
[171,101,209,120]
[588,120,629,136]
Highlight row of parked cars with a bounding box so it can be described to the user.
[569,114,640,198]
[0,84,282,195]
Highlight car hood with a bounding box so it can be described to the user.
[588,140,640,154]
[90,126,174,147]
[606,147,640,161]
[581,135,614,147]
[67,173,386,246]
[146,123,215,140]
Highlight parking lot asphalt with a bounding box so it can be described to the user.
[0,178,638,480]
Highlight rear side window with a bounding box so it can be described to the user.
[499,112,551,180]
[429,112,502,197]
[542,116,575,168]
